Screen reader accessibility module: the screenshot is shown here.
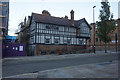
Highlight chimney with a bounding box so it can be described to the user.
[24,17,26,25]
[70,10,74,26]
[65,15,68,19]
[42,10,51,16]
[27,16,31,25]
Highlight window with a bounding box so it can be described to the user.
[79,39,83,45]
[46,25,59,30]
[45,38,50,44]
[67,39,71,44]
[56,27,59,30]
[100,39,102,42]
[80,23,87,26]
[64,37,67,44]
[46,26,50,29]
[64,27,68,31]
[81,27,87,34]
[96,38,98,43]
[89,39,91,43]
[54,38,59,44]
[96,31,98,35]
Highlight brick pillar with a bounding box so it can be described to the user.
[35,45,38,56]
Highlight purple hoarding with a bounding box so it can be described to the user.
[2,43,26,58]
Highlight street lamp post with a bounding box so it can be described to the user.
[115,21,118,52]
[93,6,96,53]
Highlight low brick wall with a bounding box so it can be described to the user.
[35,44,87,55]
[87,44,119,52]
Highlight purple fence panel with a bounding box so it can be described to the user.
[2,43,26,58]
[2,43,5,58]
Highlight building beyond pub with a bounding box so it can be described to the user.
[87,20,119,51]
[0,0,9,41]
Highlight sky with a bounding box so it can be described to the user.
[8,0,119,36]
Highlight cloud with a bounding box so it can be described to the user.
[8,31,17,36]
[8,27,17,32]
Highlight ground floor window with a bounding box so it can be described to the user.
[45,38,50,44]
[54,38,59,44]
[67,38,71,44]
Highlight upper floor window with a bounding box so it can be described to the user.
[100,39,102,43]
[46,26,50,29]
[96,31,98,35]
[46,25,59,30]
[80,27,89,34]
[78,28,80,34]
[96,38,98,43]
[56,27,59,30]
[64,27,68,32]
[80,22,87,27]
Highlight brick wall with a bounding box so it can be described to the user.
[87,44,118,52]
[35,44,86,55]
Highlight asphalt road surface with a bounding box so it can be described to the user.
[2,53,118,77]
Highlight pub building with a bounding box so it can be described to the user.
[29,10,91,55]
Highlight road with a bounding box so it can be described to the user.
[2,53,118,77]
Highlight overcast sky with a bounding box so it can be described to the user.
[8,0,118,36]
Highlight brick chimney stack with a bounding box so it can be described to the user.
[65,15,68,19]
[70,10,74,26]
[42,10,51,16]
[24,16,26,26]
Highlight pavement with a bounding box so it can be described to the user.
[3,60,118,78]
[2,51,119,78]
[2,51,118,62]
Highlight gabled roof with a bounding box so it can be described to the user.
[32,13,76,27]
[31,12,91,29]
[77,18,92,29]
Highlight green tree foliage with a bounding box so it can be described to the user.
[98,1,115,53]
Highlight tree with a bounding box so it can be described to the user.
[98,1,115,53]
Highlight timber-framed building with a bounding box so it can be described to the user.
[29,10,91,55]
